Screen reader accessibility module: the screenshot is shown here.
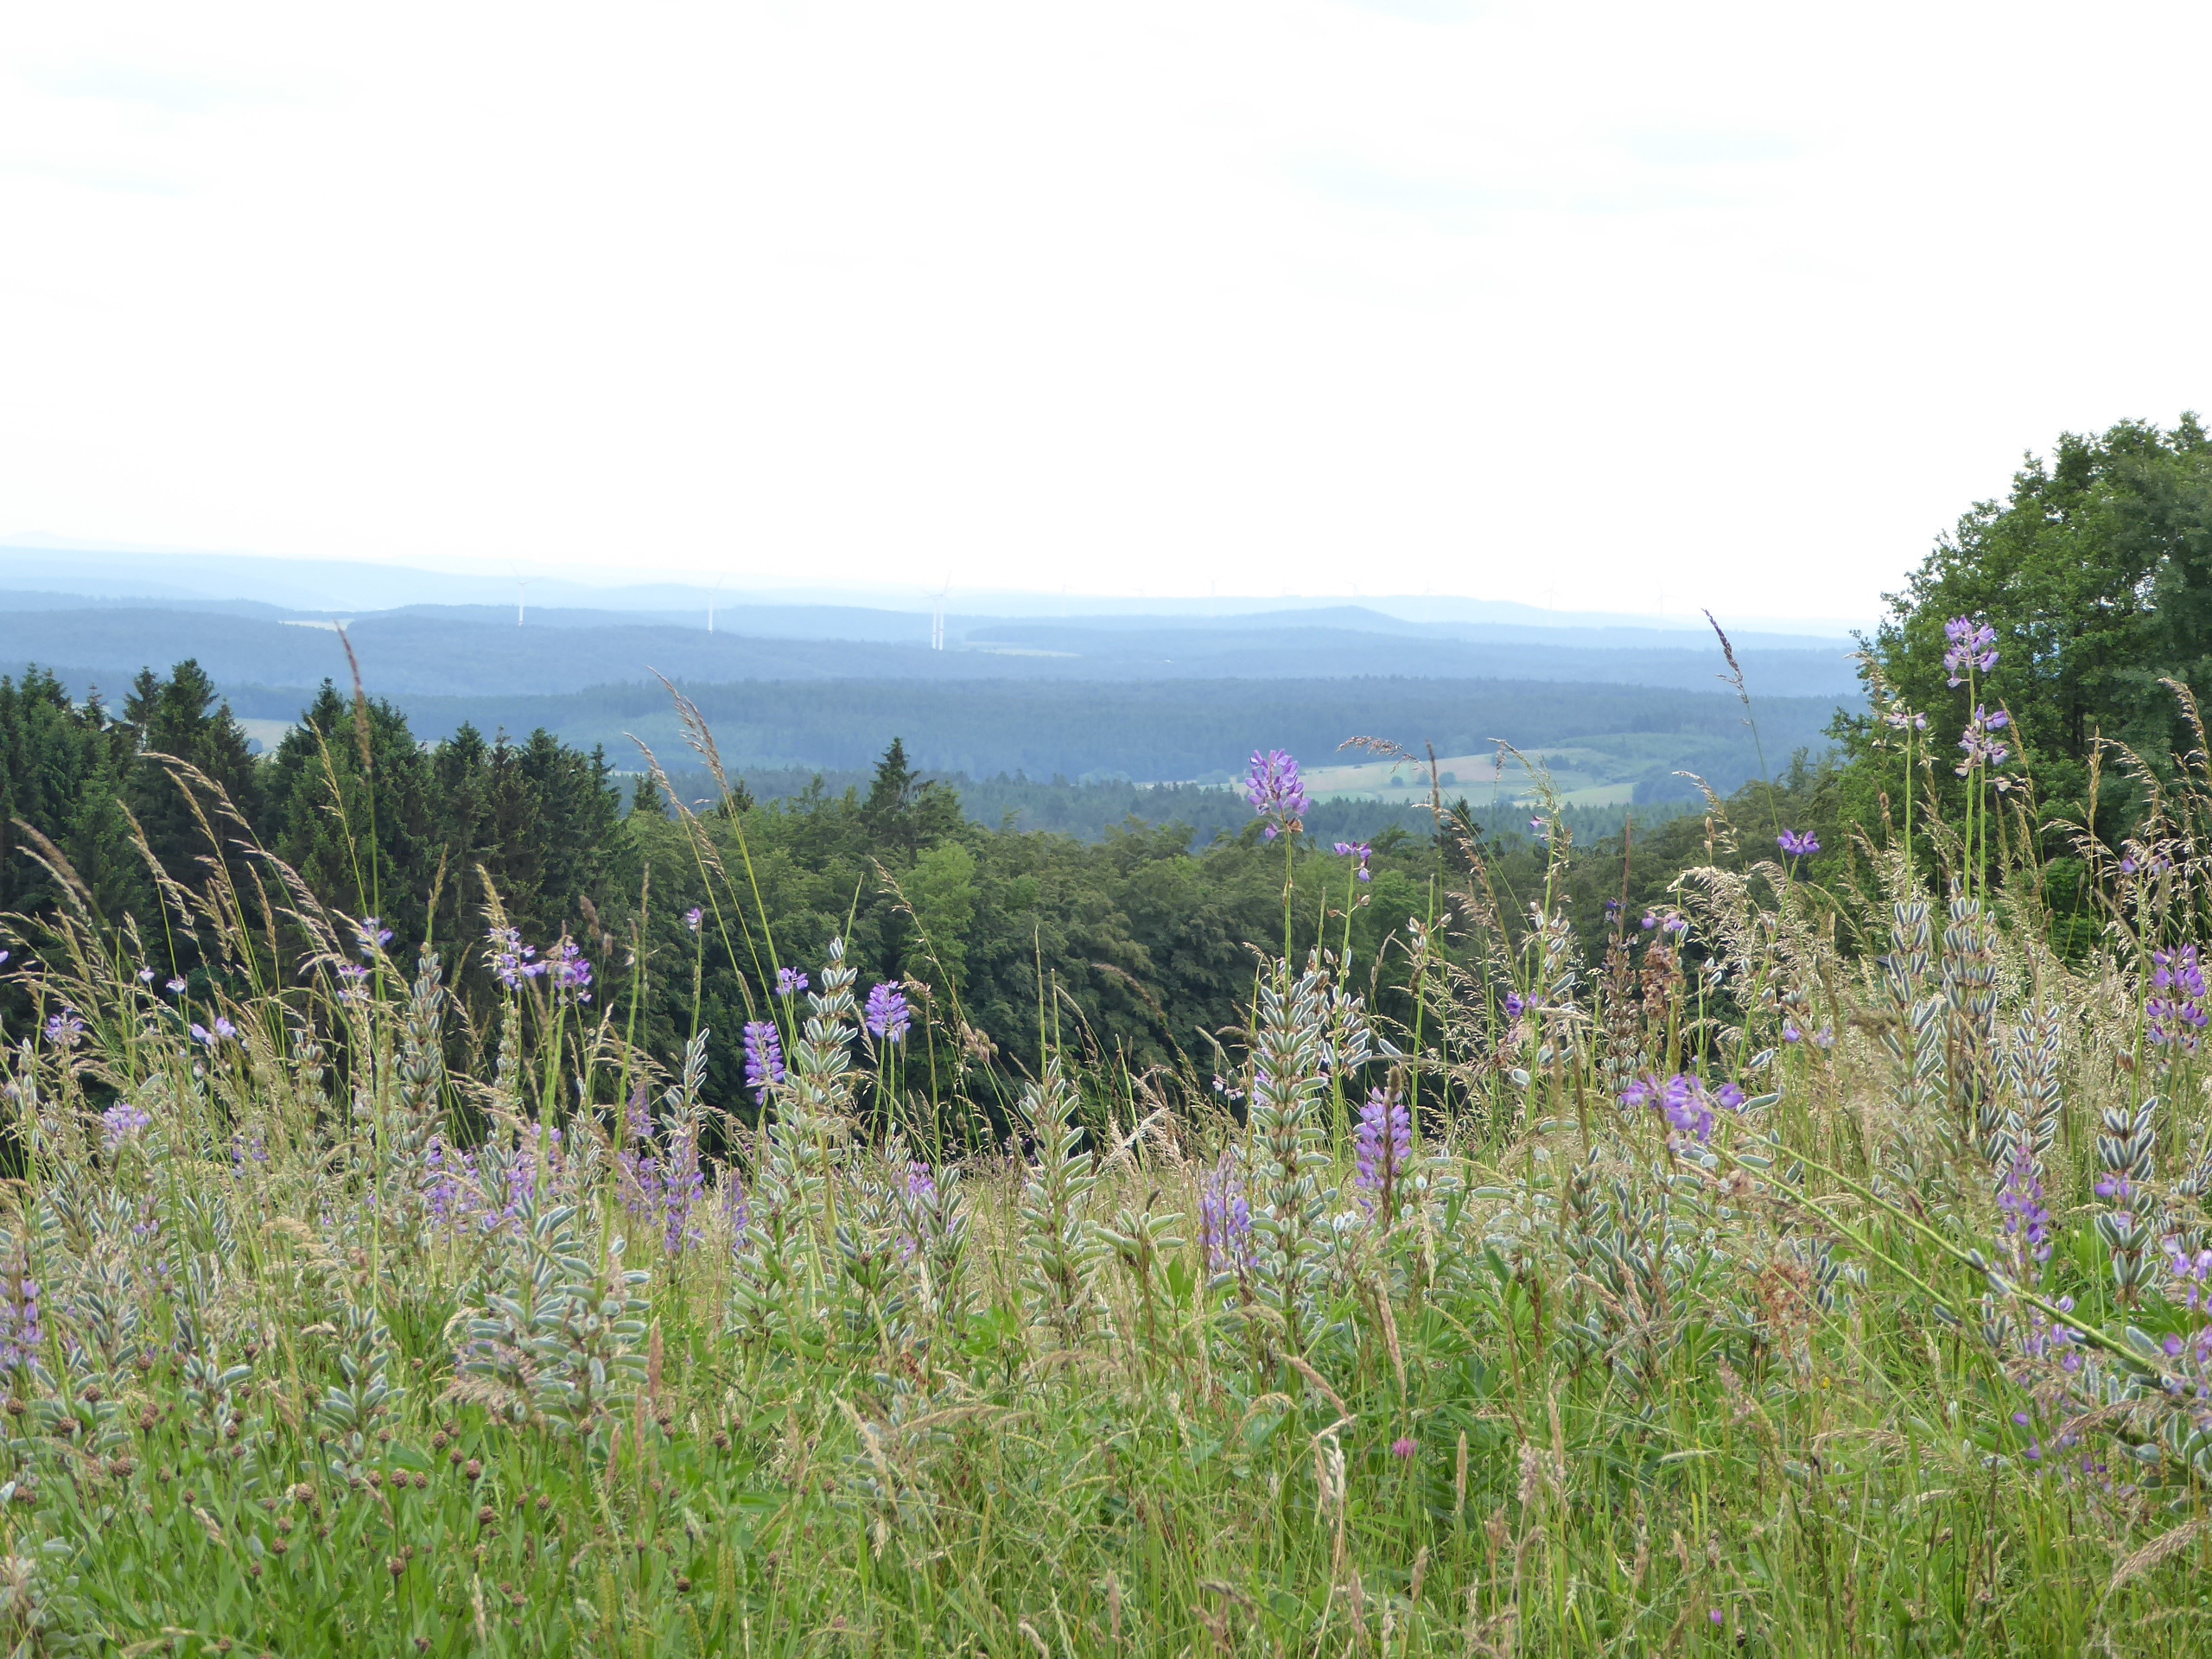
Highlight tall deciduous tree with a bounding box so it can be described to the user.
[1843,415,2212,839]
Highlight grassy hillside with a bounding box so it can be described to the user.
[1,747,2208,1653]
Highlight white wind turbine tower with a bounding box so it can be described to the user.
[515,572,529,627]
[930,577,950,651]
[707,572,728,634]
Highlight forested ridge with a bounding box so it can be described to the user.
[0,658,1782,1115]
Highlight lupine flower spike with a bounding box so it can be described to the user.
[742,1020,785,1103]
[864,982,912,1043]
[1245,749,1310,840]
[1943,615,1999,686]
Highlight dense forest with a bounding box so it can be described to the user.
[0,658,1781,1117]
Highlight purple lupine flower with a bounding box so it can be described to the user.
[137,967,156,984]
[213,1016,237,1040]
[2148,945,2209,1052]
[1529,817,1549,841]
[1884,707,1929,732]
[0,1254,41,1372]
[1640,912,1658,931]
[624,1124,706,1255]
[775,966,809,998]
[355,916,394,958]
[1660,915,1688,937]
[1503,991,1529,1019]
[1811,1026,1835,1049]
[1354,1088,1412,1210]
[2165,1241,2212,1313]
[165,976,188,995]
[485,925,544,988]
[2120,855,2140,875]
[2153,945,2206,1000]
[1198,1155,1253,1274]
[101,1101,152,1152]
[1332,841,1373,882]
[905,1160,938,1203]
[1660,1074,1715,1144]
[423,1141,465,1230]
[334,961,370,1005]
[1623,1072,1738,1147]
[230,1130,267,1169]
[188,1019,233,1049]
[1782,1022,1802,1044]
[1943,615,1999,685]
[1777,830,1820,858]
[1955,705,2013,776]
[864,982,912,1043]
[1997,1145,2052,1280]
[428,1143,489,1235]
[545,939,593,1002]
[742,1020,785,1103]
[683,907,703,933]
[1244,748,1310,840]
[43,1009,85,1050]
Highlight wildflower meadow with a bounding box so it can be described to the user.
[6,603,2212,1656]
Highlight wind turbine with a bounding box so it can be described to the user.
[515,571,528,627]
[708,571,728,635]
[930,576,950,651]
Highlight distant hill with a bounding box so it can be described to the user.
[0,579,1862,801]
[0,600,1865,700]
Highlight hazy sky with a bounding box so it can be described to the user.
[3,3,2207,620]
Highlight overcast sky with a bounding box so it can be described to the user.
[3,2,2207,621]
